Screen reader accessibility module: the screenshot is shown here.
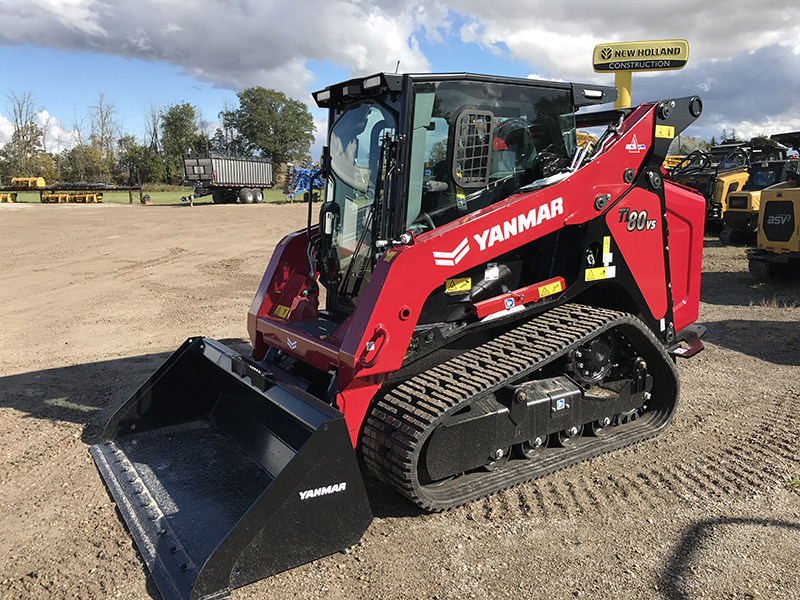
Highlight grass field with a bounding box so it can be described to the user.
[4,187,303,206]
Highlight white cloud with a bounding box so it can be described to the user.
[442,0,800,75]
[0,1,431,100]
[6,0,108,37]
[1,0,799,145]
[0,109,79,151]
[35,110,80,152]
[438,0,800,142]
[0,113,13,145]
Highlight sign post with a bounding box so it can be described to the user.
[592,40,689,109]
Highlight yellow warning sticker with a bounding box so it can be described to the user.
[585,266,617,281]
[585,267,607,281]
[655,125,675,139]
[273,304,290,318]
[445,277,472,294]
[602,236,611,256]
[383,250,397,262]
[538,281,564,298]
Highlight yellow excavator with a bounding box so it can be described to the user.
[746,132,800,279]
[670,146,750,228]
[721,134,798,245]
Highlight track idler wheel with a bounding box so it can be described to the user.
[555,425,583,447]
[589,416,615,437]
[616,408,641,425]
[515,435,548,459]
[484,447,511,471]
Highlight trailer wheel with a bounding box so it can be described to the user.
[212,190,225,204]
[239,188,255,204]
[253,188,264,203]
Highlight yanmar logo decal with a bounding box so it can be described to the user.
[299,482,346,500]
[474,198,563,250]
[433,237,470,266]
[435,198,563,266]
[433,198,564,267]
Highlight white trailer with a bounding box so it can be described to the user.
[182,153,274,205]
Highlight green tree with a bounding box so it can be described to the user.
[58,144,105,183]
[29,152,57,183]
[749,133,778,147]
[222,87,314,164]
[116,135,165,185]
[428,139,447,165]
[0,91,48,181]
[210,122,250,156]
[160,102,199,184]
[667,135,710,155]
[719,128,741,145]
[0,123,43,179]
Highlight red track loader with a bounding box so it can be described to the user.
[91,73,706,600]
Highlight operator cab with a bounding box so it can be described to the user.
[312,73,615,314]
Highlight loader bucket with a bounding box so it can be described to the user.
[90,337,372,600]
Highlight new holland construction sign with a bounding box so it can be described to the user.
[593,40,689,72]
[593,40,690,108]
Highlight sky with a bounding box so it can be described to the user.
[1,0,799,160]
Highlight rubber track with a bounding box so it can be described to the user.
[361,303,680,511]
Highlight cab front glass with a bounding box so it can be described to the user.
[405,79,576,232]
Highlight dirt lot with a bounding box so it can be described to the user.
[1,201,799,600]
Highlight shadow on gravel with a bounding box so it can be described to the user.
[700,271,800,307]
[658,517,800,600]
[0,338,252,444]
[361,471,426,519]
[701,319,800,366]
[0,351,171,438]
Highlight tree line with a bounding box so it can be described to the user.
[668,130,782,155]
[0,88,315,187]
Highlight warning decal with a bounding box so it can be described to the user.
[585,266,617,281]
[538,280,564,298]
[655,125,675,139]
[445,277,472,294]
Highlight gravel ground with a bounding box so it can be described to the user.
[0,201,798,600]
